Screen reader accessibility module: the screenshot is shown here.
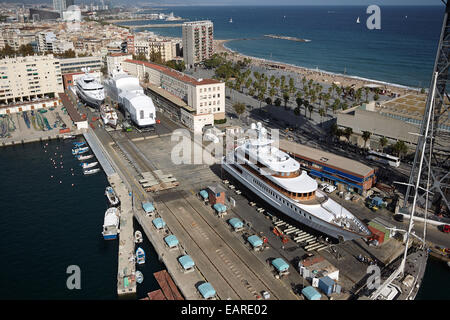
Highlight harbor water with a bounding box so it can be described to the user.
[0,140,163,299]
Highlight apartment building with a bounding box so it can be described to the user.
[182,20,214,69]
[58,55,103,74]
[148,39,175,62]
[0,54,63,105]
[0,29,35,50]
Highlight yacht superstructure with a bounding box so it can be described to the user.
[75,69,105,107]
[221,123,371,241]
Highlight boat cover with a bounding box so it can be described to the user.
[164,235,179,248]
[213,203,227,213]
[152,217,166,229]
[228,218,243,229]
[247,235,263,248]
[199,190,209,199]
[178,255,195,270]
[271,258,289,272]
[198,283,216,299]
[302,286,321,300]
[142,201,155,213]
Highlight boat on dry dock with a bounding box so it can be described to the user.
[221,122,371,241]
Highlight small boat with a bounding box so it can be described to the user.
[356,16,360,23]
[135,271,144,284]
[134,230,143,243]
[100,105,118,128]
[81,161,98,169]
[73,141,86,147]
[229,17,233,23]
[136,247,145,265]
[63,134,75,139]
[105,186,120,206]
[76,154,94,161]
[102,207,119,240]
[83,168,100,175]
[72,146,89,155]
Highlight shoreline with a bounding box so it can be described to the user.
[214,39,419,96]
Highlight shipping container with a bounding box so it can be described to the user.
[302,286,321,300]
[318,276,335,296]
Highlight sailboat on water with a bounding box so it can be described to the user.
[229,17,233,23]
[356,17,360,24]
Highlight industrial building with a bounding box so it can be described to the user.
[58,55,103,74]
[279,139,376,195]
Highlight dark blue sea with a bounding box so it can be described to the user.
[0,140,163,299]
[132,5,443,88]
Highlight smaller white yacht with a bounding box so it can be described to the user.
[81,161,98,169]
[76,68,105,108]
[134,230,143,243]
[105,186,120,206]
[100,105,118,128]
[102,207,119,240]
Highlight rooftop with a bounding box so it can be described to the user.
[279,139,374,178]
[124,59,221,87]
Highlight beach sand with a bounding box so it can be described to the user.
[214,39,416,96]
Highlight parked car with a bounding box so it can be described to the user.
[441,224,450,233]
[393,214,404,222]
[320,183,329,191]
[324,185,337,193]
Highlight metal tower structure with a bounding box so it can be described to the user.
[402,1,450,236]
[370,2,450,299]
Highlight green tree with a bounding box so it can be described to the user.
[392,140,408,158]
[265,97,272,105]
[307,104,314,119]
[319,108,326,126]
[379,136,388,150]
[294,106,301,116]
[233,102,246,119]
[133,53,148,62]
[18,44,34,56]
[344,127,353,142]
[283,92,290,109]
[362,131,371,148]
[274,97,282,107]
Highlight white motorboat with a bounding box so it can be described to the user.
[100,105,118,128]
[136,247,145,264]
[75,68,105,108]
[134,230,143,243]
[102,207,119,240]
[135,271,144,284]
[105,186,120,206]
[76,154,94,161]
[63,134,75,139]
[81,161,98,169]
[72,146,89,155]
[83,168,101,175]
[221,122,371,241]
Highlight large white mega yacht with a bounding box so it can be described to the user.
[221,123,372,241]
[75,69,105,107]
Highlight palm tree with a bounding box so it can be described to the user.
[392,140,408,158]
[364,87,370,102]
[344,127,353,142]
[379,136,388,151]
[307,104,314,119]
[274,97,282,107]
[294,106,301,116]
[265,97,272,105]
[296,96,303,111]
[283,92,290,109]
[362,131,371,148]
[319,108,326,126]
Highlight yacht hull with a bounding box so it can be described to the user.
[222,161,365,241]
[76,87,104,108]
